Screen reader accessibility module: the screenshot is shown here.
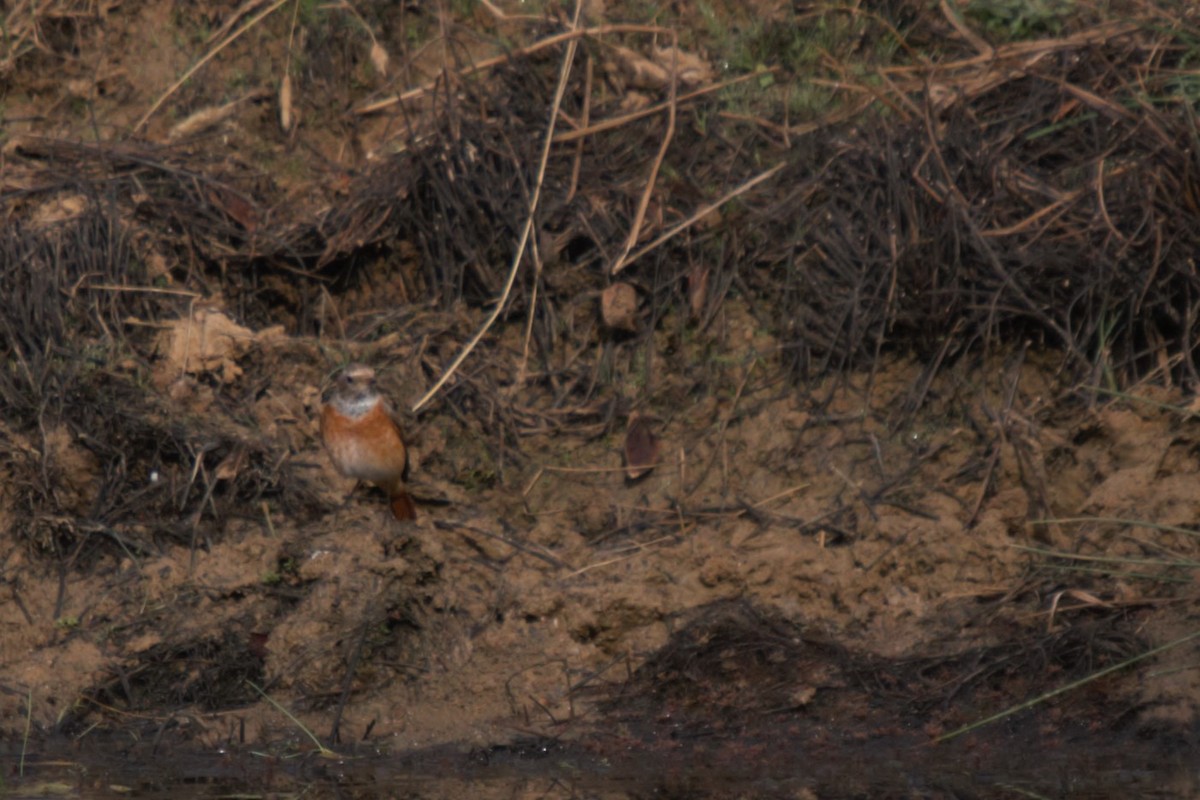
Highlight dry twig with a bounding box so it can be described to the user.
[411,1,585,413]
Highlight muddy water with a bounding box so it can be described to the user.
[3,736,1195,798]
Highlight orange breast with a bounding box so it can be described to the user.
[320,401,408,488]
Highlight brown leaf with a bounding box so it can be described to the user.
[168,103,236,142]
[652,46,714,86]
[206,186,259,233]
[618,91,652,113]
[279,74,294,133]
[624,413,659,480]
[247,632,270,660]
[606,44,670,90]
[369,41,390,77]
[601,282,638,333]
[687,265,709,320]
[214,445,248,481]
[390,491,417,521]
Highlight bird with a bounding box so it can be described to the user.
[319,363,417,521]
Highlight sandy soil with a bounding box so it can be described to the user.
[4,307,1198,749]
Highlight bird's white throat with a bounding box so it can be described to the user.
[336,393,379,418]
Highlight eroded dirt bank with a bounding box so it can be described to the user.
[3,317,1200,753]
[4,0,1200,778]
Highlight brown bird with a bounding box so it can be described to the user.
[319,363,417,521]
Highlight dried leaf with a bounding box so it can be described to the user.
[369,41,390,77]
[1046,588,1113,632]
[601,282,639,333]
[624,413,659,480]
[687,265,709,320]
[606,44,670,90]
[652,46,714,86]
[168,104,235,141]
[30,194,88,226]
[65,78,95,99]
[618,91,652,113]
[214,445,248,481]
[790,686,817,707]
[206,186,259,233]
[279,74,294,133]
[167,89,268,142]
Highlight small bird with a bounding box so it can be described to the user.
[319,363,417,521]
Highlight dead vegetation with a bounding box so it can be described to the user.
[3,0,1200,761]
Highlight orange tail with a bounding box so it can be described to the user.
[389,491,417,521]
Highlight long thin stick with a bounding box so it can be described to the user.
[612,162,785,275]
[135,0,292,133]
[20,689,31,777]
[246,680,338,757]
[411,2,583,413]
[935,628,1200,743]
[610,34,678,276]
[553,69,774,144]
[355,22,676,115]
[355,23,670,115]
[1032,516,1200,539]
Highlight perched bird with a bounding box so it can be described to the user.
[319,363,417,521]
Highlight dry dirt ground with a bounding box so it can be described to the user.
[3,0,1200,767]
[4,305,1199,753]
